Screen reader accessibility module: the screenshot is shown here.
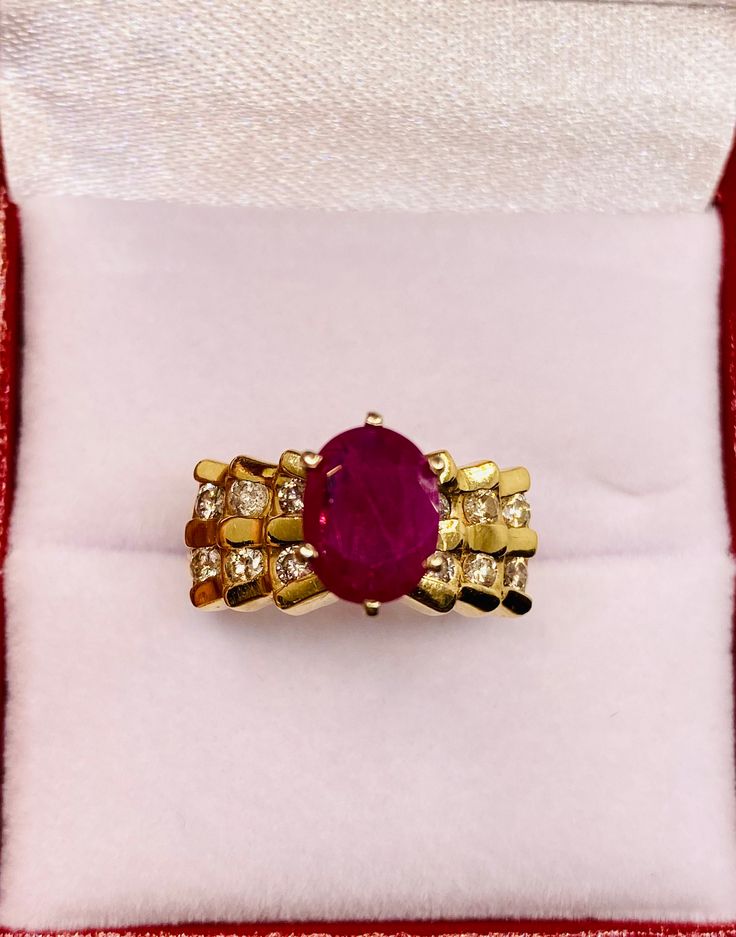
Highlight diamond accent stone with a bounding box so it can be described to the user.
[190,546,220,582]
[277,477,305,515]
[463,552,498,587]
[227,479,269,517]
[275,544,311,585]
[504,556,528,592]
[439,492,452,519]
[502,492,531,528]
[194,482,224,520]
[425,551,457,583]
[224,547,264,583]
[463,488,499,525]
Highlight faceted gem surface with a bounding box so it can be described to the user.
[302,425,440,603]
[425,551,457,583]
[464,488,499,524]
[504,555,529,591]
[277,477,306,515]
[502,492,531,527]
[224,547,264,583]
[463,552,498,587]
[227,479,269,517]
[275,544,311,585]
[190,546,220,582]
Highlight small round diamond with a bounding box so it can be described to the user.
[275,544,311,585]
[227,479,269,517]
[194,483,224,520]
[439,492,452,519]
[425,551,457,583]
[504,556,529,592]
[502,493,531,528]
[463,552,498,587]
[463,489,499,525]
[190,546,220,582]
[277,477,306,515]
[224,547,264,583]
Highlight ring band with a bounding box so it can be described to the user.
[185,413,537,617]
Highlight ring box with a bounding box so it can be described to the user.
[1,2,736,934]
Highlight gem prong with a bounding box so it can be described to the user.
[426,450,457,486]
[298,543,319,561]
[364,600,381,616]
[301,451,323,470]
[365,412,384,427]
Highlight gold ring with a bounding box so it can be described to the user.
[185,413,537,617]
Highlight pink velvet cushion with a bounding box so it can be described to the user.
[0,198,734,928]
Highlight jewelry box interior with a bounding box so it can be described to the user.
[2,0,736,928]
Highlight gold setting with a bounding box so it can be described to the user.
[187,417,536,617]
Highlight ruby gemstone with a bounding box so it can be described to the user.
[302,425,441,604]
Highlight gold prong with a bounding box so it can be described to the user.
[298,543,318,561]
[302,451,323,470]
[425,553,445,573]
[426,450,457,486]
[365,412,383,427]
[364,599,381,616]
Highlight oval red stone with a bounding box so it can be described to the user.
[302,425,440,604]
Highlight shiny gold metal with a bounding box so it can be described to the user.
[507,527,538,556]
[499,466,531,497]
[279,449,307,478]
[406,571,457,615]
[424,554,446,573]
[266,515,304,545]
[185,518,219,548]
[189,577,225,610]
[187,438,535,617]
[223,577,272,612]
[426,450,457,486]
[437,517,463,552]
[464,522,508,555]
[301,451,323,470]
[501,586,533,617]
[218,517,263,548]
[229,455,279,482]
[194,459,229,485]
[365,412,384,426]
[456,580,503,617]
[456,459,500,492]
[271,569,335,615]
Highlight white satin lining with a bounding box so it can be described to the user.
[2,0,735,212]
